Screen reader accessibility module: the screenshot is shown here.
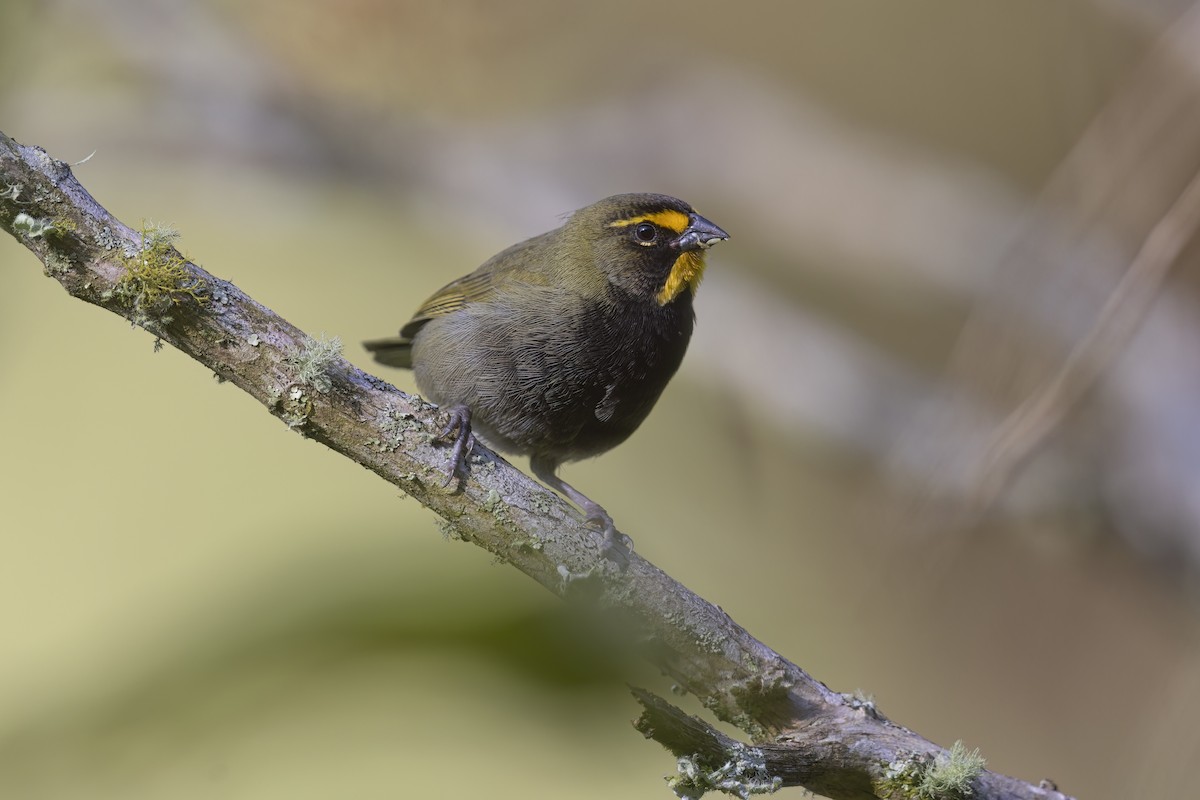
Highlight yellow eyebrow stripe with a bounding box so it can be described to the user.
[608,209,690,234]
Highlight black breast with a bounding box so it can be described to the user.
[525,291,695,462]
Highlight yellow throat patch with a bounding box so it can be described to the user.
[657,250,706,305]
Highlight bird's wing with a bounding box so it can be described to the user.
[399,233,555,339]
[366,267,506,368]
[399,269,499,339]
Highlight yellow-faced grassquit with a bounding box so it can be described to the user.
[364,193,728,555]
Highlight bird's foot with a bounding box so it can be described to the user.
[433,405,473,487]
[585,507,633,565]
[529,456,632,567]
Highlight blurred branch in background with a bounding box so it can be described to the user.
[893,3,1200,579]
[974,165,1200,509]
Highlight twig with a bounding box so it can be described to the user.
[973,164,1200,508]
[0,130,1073,800]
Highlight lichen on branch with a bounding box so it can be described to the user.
[105,221,209,327]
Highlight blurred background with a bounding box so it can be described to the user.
[2,1,1199,797]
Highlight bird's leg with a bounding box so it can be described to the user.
[433,404,473,487]
[530,455,633,561]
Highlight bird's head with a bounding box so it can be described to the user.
[565,193,729,305]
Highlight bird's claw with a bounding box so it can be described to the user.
[589,513,633,565]
[433,405,473,487]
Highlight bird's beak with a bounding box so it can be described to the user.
[672,213,729,252]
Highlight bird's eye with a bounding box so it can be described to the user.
[634,222,657,243]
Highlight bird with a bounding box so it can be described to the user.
[364,193,728,556]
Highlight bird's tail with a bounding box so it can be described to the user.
[362,337,414,369]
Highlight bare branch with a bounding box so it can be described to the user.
[0,130,1074,800]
